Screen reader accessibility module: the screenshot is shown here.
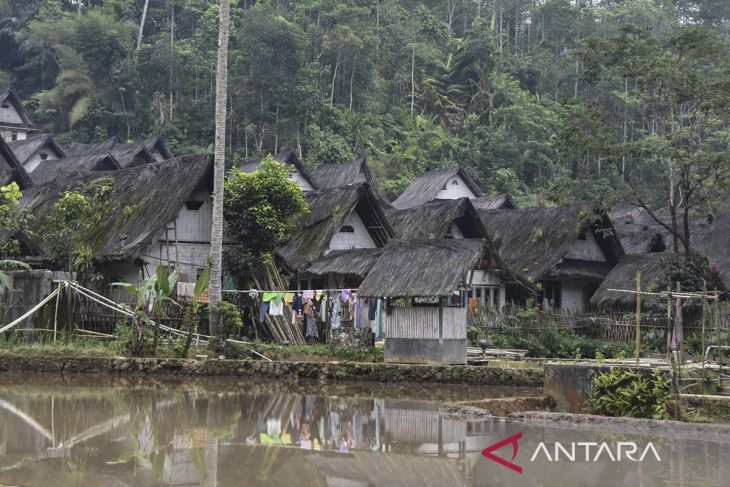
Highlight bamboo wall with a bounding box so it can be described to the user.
[384,306,466,339]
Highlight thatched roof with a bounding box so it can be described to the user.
[144,135,173,161]
[276,183,393,272]
[479,206,624,282]
[239,149,318,189]
[30,153,121,186]
[699,197,730,286]
[384,198,488,240]
[66,136,121,156]
[357,239,486,297]
[0,89,36,129]
[312,155,372,189]
[590,253,668,309]
[471,193,518,210]
[6,134,65,166]
[0,137,32,189]
[391,167,482,209]
[19,154,212,262]
[306,248,384,277]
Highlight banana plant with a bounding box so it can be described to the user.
[112,266,180,356]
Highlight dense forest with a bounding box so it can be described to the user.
[1,0,729,213]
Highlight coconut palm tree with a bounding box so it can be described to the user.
[209,0,231,337]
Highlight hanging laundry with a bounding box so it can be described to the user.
[331,297,341,329]
[293,294,303,313]
[269,299,284,316]
[368,298,377,321]
[262,292,277,303]
[320,294,328,322]
[275,292,285,303]
[355,296,365,328]
[341,289,350,301]
[303,290,315,299]
[248,289,258,299]
[374,298,382,338]
[259,301,270,324]
[284,293,294,304]
[315,290,324,300]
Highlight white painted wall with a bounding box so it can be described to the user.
[444,223,464,239]
[435,175,477,200]
[564,232,606,262]
[0,128,28,142]
[24,149,61,173]
[469,269,506,308]
[141,242,211,283]
[327,210,376,251]
[174,185,212,242]
[0,103,24,125]
[290,170,314,192]
[560,279,588,313]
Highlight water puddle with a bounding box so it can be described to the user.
[0,374,726,486]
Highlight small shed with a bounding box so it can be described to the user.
[357,239,486,364]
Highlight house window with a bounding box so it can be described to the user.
[40,153,49,161]
[492,287,500,307]
[543,282,561,309]
[339,225,354,233]
[1,103,9,108]
[11,132,17,141]
[451,179,459,185]
[185,201,204,211]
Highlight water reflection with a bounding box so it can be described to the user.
[0,375,727,487]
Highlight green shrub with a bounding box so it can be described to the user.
[587,368,671,419]
[486,327,634,359]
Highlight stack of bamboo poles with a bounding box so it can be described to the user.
[246,262,305,345]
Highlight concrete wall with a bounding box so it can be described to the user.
[327,210,376,251]
[385,338,467,365]
[435,175,477,200]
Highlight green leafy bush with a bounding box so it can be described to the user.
[487,327,634,359]
[587,368,671,419]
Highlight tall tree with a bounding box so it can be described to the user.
[209,0,231,337]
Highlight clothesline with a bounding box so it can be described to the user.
[222,288,359,295]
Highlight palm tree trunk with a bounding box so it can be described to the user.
[136,0,150,51]
[209,0,231,337]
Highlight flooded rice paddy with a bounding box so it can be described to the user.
[0,373,727,487]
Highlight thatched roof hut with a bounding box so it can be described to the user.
[66,136,120,156]
[312,155,373,189]
[67,136,157,168]
[306,248,384,278]
[357,239,486,298]
[384,197,488,240]
[238,149,317,191]
[20,154,212,262]
[7,134,65,166]
[30,153,120,186]
[0,136,32,189]
[589,253,667,309]
[0,89,36,134]
[277,182,393,273]
[478,206,624,283]
[144,135,173,161]
[471,193,518,210]
[391,167,482,209]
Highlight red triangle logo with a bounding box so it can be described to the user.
[481,432,523,474]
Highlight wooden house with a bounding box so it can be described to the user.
[312,155,373,189]
[17,154,214,284]
[471,193,518,210]
[66,136,159,168]
[239,150,317,192]
[30,153,121,186]
[391,167,482,209]
[384,197,520,309]
[277,182,393,289]
[0,90,36,143]
[357,239,489,364]
[7,134,66,173]
[479,206,624,313]
[0,136,32,189]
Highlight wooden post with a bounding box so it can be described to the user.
[635,271,641,366]
[666,287,672,361]
[677,282,684,364]
[717,290,722,385]
[701,280,707,395]
[53,281,62,343]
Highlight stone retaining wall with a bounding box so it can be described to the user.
[0,355,542,386]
